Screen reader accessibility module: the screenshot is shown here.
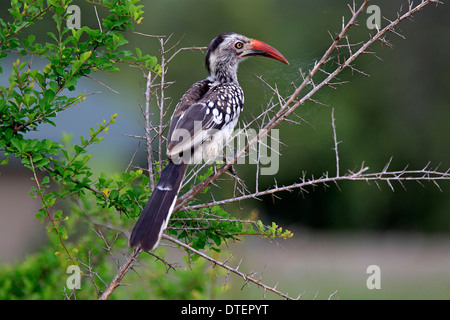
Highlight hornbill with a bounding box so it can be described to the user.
[129,32,289,252]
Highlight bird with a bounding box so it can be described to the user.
[129,32,289,252]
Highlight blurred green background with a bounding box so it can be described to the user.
[1,0,450,299]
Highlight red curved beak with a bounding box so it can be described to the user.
[244,39,289,65]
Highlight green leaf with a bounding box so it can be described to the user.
[109,189,119,200]
[11,138,24,153]
[4,128,13,141]
[135,47,142,59]
[44,89,56,104]
[0,157,10,165]
[79,51,92,63]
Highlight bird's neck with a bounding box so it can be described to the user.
[209,62,239,86]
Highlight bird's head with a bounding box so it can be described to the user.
[205,32,289,84]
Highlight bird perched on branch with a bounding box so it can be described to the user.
[129,32,289,252]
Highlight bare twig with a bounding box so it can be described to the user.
[163,234,299,300]
[144,71,155,190]
[331,108,340,177]
[93,5,102,33]
[166,46,207,65]
[99,248,141,300]
[182,163,450,211]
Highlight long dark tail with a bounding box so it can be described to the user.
[129,161,188,251]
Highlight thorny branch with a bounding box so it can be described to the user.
[163,234,299,300]
[184,162,450,211]
[99,0,447,300]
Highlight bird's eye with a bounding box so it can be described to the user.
[234,41,244,50]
